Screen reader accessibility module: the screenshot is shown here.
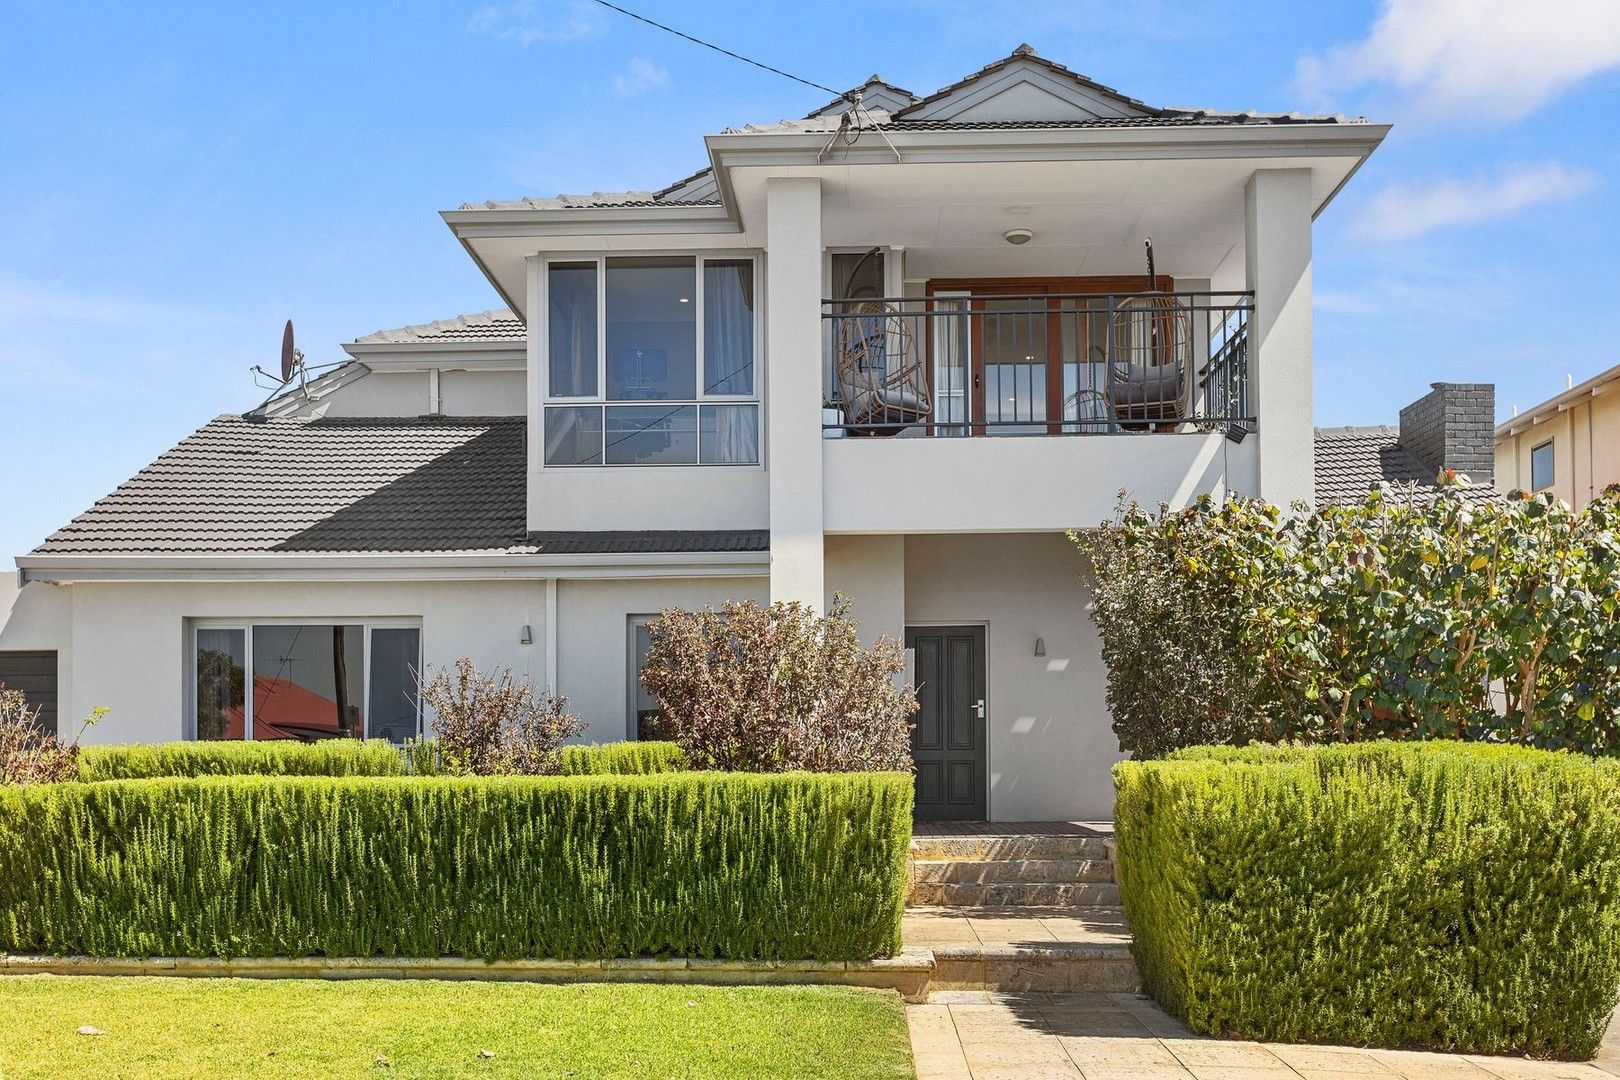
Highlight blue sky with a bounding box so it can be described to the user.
[2,0,1618,559]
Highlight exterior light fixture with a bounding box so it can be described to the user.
[1034,636,1046,657]
[678,297,690,303]
[520,624,534,645]
[1003,228,1034,246]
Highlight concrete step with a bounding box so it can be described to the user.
[906,881,1122,908]
[909,835,1110,862]
[930,942,1140,994]
[909,858,1114,885]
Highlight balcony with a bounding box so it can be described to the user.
[819,290,1256,533]
[821,290,1252,438]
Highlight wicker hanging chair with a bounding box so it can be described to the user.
[832,249,932,435]
[1110,240,1191,425]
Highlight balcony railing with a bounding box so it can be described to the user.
[821,291,1252,437]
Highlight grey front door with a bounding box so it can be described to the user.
[906,625,987,821]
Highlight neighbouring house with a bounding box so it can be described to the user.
[1315,382,1497,506]
[1495,363,1620,508]
[0,46,1389,821]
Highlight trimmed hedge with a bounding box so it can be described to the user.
[77,740,686,781]
[0,771,911,962]
[77,740,407,781]
[1115,742,1620,1059]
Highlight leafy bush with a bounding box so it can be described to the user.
[0,770,912,962]
[418,658,586,775]
[1077,483,1620,757]
[639,598,916,772]
[1114,742,1620,1058]
[79,739,684,781]
[0,687,104,785]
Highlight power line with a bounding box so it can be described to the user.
[588,0,846,100]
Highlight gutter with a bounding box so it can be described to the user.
[17,550,770,585]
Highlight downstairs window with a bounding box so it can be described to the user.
[191,622,421,742]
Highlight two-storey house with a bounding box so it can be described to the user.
[0,47,1386,820]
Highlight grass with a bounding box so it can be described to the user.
[0,976,916,1079]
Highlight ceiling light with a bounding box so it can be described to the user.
[1003,228,1034,246]
[678,297,690,303]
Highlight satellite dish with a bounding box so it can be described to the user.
[280,319,298,383]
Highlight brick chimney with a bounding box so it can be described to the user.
[1398,382,1495,486]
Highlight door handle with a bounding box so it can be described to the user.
[973,699,985,719]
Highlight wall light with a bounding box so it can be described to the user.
[1034,636,1046,658]
[1003,228,1034,246]
[520,624,534,645]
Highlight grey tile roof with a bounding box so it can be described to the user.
[1315,426,1495,507]
[32,416,772,560]
[456,46,1362,214]
[353,309,524,345]
[33,415,531,556]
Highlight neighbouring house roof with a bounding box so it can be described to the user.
[1314,425,1494,507]
[28,415,768,561]
[457,43,1365,214]
[351,309,525,345]
[1496,362,1620,441]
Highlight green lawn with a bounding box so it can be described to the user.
[0,976,916,1079]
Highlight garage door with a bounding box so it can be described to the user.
[0,651,58,734]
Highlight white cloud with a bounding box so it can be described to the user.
[611,57,667,98]
[1297,0,1620,121]
[467,0,606,45]
[1352,162,1600,241]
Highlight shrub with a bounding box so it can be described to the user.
[639,598,916,772]
[1070,498,1268,758]
[78,740,408,781]
[79,739,685,781]
[1078,483,1620,757]
[0,687,104,785]
[1114,742,1620,1059]
[0,771,913,962]
[418,658,586,775]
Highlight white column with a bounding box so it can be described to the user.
[765,177,825,607]
[1244,168,1314,507]
[524,254,545,532]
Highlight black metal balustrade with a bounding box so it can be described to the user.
[821,291,1253,437]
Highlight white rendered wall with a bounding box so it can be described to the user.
[55,580,547,744]
[0,581,72,722]
[440,369,525,415]
[903,533,1117,821]
[824,432,1253,533]
[1245,168,1314,507]
[765,177,825,607]
[555,576,767,741]
[530,469,768,532]
[286,368,525,418]
[825,535,905,646]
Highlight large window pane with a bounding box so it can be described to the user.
[195,628,245,741]
[604,405,697,465]
[606,257,696,401]
[545,405,603,466]
[699,404,760,464]
[548,262,598,397]
[1531,441,1554,491]
[703,260,754,395]
[251,624,364,741]
[368,628,421,743]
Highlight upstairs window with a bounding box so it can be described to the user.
[544,256,759,467]
[1531,440,1554,492]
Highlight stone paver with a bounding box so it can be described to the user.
[907,993,1616,1080]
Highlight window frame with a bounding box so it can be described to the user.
[187,617,422,742]
[626,614,658,740]
[1530,439,1555,492]
[539,252,764,469]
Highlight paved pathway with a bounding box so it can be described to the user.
[908,991,1616,1080]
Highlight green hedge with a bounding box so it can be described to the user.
[0,771,911,962]
[1115,742,1620,1059]
[77,740,686,781]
